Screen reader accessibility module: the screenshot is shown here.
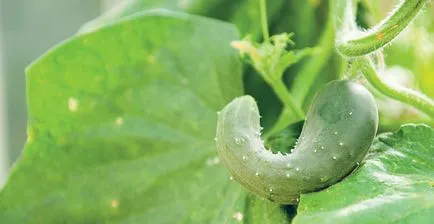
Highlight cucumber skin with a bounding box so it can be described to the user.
[216,80,378,204]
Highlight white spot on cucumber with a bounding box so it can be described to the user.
[229,176,234,181]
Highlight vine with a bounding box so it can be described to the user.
[231,0,314,124]
[335,0,434,118]
[336,0,429,57]
[216,0,433,205]
[357,57,434,117]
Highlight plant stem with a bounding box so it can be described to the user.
[259,0,269,41]
[336,0,428,57]
[272,79,305,119]
[264,106,294,138]
[358,57,434,118]
[265,78,305,136]
[291,9,335,105]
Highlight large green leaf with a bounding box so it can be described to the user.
[80,0,285,38]
[79,0,232,33]
[0,10,288,223]
[79,0,289,131]
[294,124,434,224]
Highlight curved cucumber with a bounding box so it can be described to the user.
[216,80,378,204]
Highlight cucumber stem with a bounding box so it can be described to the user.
[259,0,270,41]
[358,57,434,118]
[336,0,428,57]
[291,6,335,105]
[271,79,305,119]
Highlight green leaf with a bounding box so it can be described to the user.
[0,10,288,223]
[79,0,232,33]
[244,195,290,224]
[294,124,434,224]
[83,0,295,131]
[81,0,285,39]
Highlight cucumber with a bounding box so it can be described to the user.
[216,80,378,204]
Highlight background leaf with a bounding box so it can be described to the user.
[79,0,233,33]
[0,10,288,223]
[79,0,329,130]
[293,124,434,224]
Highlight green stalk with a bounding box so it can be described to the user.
[358,57,434,118]
[290,12,335,105]
[271,79,304,119]
[336,0,428,57]
[259,0,270,41]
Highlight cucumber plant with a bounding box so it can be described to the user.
[0,0,433,223]
[215,0,434,204]
[216,80,378,204]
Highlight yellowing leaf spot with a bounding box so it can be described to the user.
[428,180,434,187]
[115,117,124,126]
[68,98,78,112]
[232,212,244,222]
[111,199,119,208]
